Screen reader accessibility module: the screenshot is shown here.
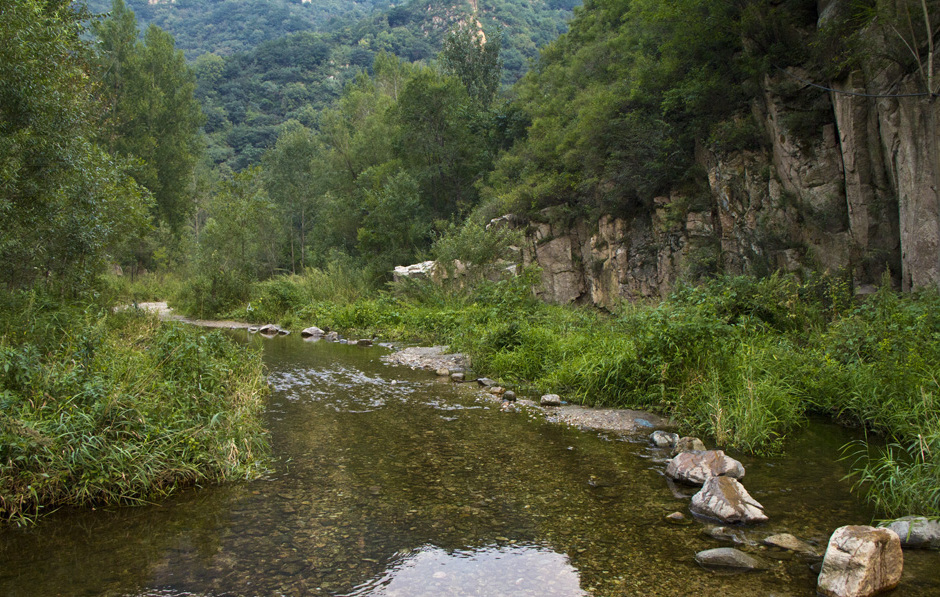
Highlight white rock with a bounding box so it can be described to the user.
[665,450,746,485]
[817,525,903,597]
[690,476,768,524]
[540,394,562,406]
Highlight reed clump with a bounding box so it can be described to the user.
[0,294,269,524]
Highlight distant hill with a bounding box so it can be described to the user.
[86,0,392,58]
[91,0,578,170]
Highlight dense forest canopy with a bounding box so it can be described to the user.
[84,0,579,170]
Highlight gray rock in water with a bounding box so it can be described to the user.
[672,436,706,455]
[450,372,465,382]
[817,525,903,597]
[277,328,290,335]
[477,377,497,387]
[435,367,451,377]
[763,533,819,556]
[665,511,687,523]
[301,326,325,338]
[691,476,768,524]
[325,331,340,342]
[879,516,940,549]
[695,547,762,570]
[540,394,562,406]
[704,525,752,545]
[650,430,680,449]
[666,450,746,485]
[357,338,373,346]
[258,324,280,334]
[502,390,516,402]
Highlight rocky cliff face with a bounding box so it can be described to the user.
[511,2,938,307]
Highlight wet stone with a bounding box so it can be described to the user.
[695,547,763,571]
[502,390,516,401]
[672,436,707,456]
[704,526,753,545]
[763,533,819,556]
[650,430,679,449]
[540,394,562,406]
[879,516,940,549]
[450,372,465,382]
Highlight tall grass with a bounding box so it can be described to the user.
[0,293,269,524]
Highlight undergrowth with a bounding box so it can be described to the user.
[0,292,270,524]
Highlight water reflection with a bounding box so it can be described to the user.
[343,543,586,597]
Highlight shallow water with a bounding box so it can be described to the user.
[0,332,937,596]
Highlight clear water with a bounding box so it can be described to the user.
[0,332,937,596]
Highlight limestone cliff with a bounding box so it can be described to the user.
[510,2,938,307]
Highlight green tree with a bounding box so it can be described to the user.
[357,171,432,276]
[0,0,149,293]
[95,2,205,232]
[441,22,504,108]
[263,123,322,273]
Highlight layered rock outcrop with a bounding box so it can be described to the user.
[499,2,938,306]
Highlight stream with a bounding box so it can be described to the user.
[0,331,937,596]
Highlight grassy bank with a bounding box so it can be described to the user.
[0,292,270,524]
[157,267,940,517]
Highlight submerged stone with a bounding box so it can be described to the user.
[695,547,762,570]
[763,533,819,556]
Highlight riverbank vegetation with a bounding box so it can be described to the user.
[0,294,269,524]
[136,265,939,518]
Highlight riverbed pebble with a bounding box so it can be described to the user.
[695,547,763,571]
[763,532,819,556]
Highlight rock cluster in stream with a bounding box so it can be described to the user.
[647,430,925,596]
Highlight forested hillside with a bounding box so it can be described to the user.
[87,0,578,169]
[85,0,392,57]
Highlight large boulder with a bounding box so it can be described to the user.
[665,450,745,485]
[879,516,940,549]
[695,547,763,570]
[301,326,325,338]
[690,476,768,524]
[817,526,903,597]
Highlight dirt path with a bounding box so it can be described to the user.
[133,302,254,329]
